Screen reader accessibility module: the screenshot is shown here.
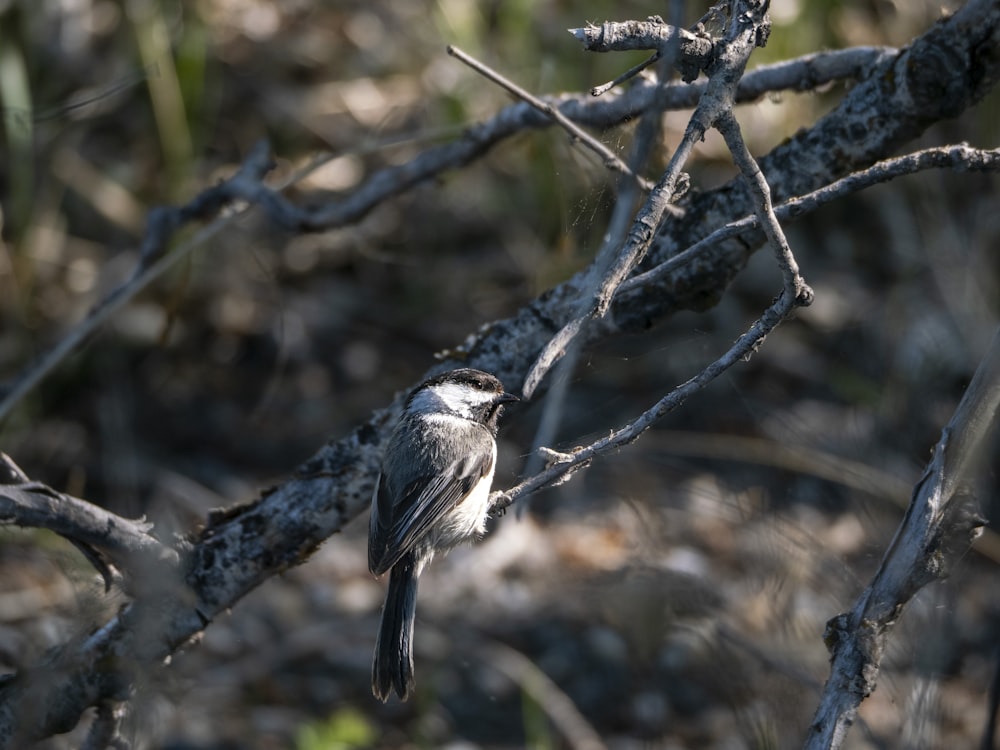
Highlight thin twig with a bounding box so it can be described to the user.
[618,144,1000,298]
[446,45,652,191]
[522,0,776,400]
[500,0,817,511]
[715,107,812,304]
[0,47,890,422]
[590,51,660,96]
[519,81,690,399]
[522,3,688,489]
[493,282,802,513]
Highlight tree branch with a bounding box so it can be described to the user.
[1,1,999,745]
[613,0,1000,335]
[0,46,891,422]
[499,0,816,508]
[804,326,1000,750]
[447,44,653,190]
[569,16,714,84]
[0,453,179,592]
[523,0,771,399]
[621,144,1000,295]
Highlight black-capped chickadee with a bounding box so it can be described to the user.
[368,368,518,702]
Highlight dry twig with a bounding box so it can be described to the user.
[0,47,892,422]
[447,44,653,190]
[1,1,999,746]
[500,0,813,505]
[0,453,179,592]
[804,327,999,750]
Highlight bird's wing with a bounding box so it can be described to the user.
[368,424,494,575]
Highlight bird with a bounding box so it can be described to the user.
[368,368,518,702]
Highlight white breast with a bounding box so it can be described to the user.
[429,441,497,551]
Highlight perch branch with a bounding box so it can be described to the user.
[1,1,999,744]
[522,11,685,485]
[501,0,817,511]
[492,271,805,513]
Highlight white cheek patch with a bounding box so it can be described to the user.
[415,382,495,417]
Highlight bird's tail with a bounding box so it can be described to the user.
[372,555,419,702]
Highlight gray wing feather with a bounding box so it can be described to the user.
[368,420,494,575]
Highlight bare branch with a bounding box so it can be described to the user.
[0,142,281,423]
[503,0,818,512]
[522,13,685,487]
[0,453,179,592]
[589,51,660,97]
[0,424,384,747]
[447,44,653,191]
[494,274,806,514]
[569,17,713,83]
[804,327,1000,749]
[0,46,893,423]
[0,43,896,424]
[523,0,773,399]
[715,108,812,305]
[1,1,999,744]
[621,144,1000,296]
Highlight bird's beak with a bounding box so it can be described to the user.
[498,392,520,404]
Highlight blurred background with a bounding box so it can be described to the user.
[1,0,999,748]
